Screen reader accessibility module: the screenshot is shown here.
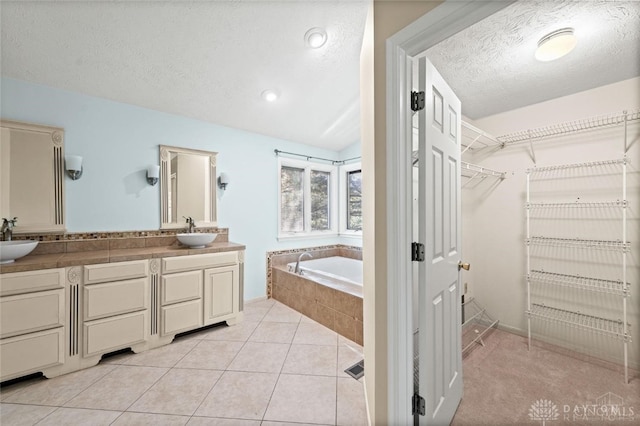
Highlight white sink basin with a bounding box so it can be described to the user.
[177,233,217,248]
[0,240,39,264]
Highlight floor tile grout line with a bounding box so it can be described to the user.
[30,405,123,425]
[2,363,116,408]
[335,337,340,426]
[114,364,173,414]
[190,300,281,420]
[185,328,256,418]
[260,304,302,423]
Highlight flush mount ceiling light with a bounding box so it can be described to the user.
[261,89,278,102]
[535,28,577,62]
[304,27,327,49]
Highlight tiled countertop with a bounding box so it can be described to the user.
[0,242,246,274]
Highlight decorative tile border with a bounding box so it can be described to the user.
[265,244,362,298]
[12,228,229,256]
[12,227,228,242]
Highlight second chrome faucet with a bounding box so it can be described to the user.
[183,216,196,233]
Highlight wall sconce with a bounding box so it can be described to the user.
[65,155,83,180]
[147,165,160,186]
[218,172,229,190]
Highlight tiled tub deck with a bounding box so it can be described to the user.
[269,247,363,345]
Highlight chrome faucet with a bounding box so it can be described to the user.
[183,216,196,233]
[1,217,17,241]
[294,251,313,274]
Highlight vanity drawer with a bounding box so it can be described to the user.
[161,299,203,336]
[84,277,148,321]
[162,252,237,274]
[0,289,65,339]
[83,311,147,357]
[162,271,202,306]
[84,260,148,285]
[0,268,65,297]
[0,327,64,382]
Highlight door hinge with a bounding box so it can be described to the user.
[412,393,426,416]
[411,242,425,262]
[411,91,425,112]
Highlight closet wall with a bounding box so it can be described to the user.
[462,76,640,369]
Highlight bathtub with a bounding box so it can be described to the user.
[287,256,363,297]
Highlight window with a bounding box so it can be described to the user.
[280,166,305,233]
[311,170,331,231]
[339,162,362,235]
[346,169,362,231]
[278,158,337,238]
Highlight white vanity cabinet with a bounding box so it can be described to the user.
[160,270,203,336]
[0,247,244,383]
[160,251,242,337]
[0,268,66,382]
[82,260,149,358]
[204,264,239,325]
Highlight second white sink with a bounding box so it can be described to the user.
[177,233,217,248]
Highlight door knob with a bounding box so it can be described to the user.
[458,261,470,271]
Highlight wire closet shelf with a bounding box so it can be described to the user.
[529,270,630,297]
[461,161,506,179]
[498,109,640,145]
[523,118,631,382]
[528,304,630,340]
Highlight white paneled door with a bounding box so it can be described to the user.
[417,56,463,425]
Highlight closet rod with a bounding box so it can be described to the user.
[498,109,640,145]
[274,149,361,165]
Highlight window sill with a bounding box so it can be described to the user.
[338,232,362,239]
[277,232,339,242]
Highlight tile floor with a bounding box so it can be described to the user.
[0,299,368,426]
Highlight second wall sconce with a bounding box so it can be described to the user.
[147,165,160,186]
[218,172,229,190]
[65,155,83,180]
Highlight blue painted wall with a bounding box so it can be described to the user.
[1,77,361,299]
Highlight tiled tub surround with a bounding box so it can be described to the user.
[268,246,363,345]
[265,245,361,298]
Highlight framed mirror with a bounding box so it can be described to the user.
[160,145,217,229]
[0,119,65,233]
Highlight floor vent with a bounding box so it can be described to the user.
[345,360,364,380]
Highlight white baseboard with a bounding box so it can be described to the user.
[244,295,268,305]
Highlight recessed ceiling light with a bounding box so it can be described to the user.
[261,89,278,102]
[535,28,577,62]
[305,27,327,49]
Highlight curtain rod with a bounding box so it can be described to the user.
[274,149,361,165]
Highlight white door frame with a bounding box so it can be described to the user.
[384,1,515,423]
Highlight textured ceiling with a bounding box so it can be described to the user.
[2,1,639,149]
[1,0,367,151]
[426,0,640,120]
